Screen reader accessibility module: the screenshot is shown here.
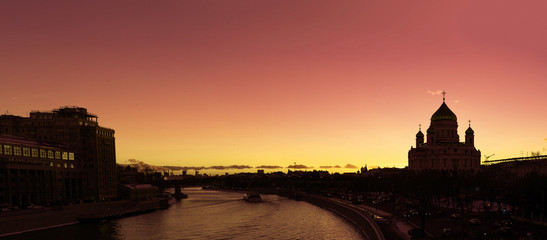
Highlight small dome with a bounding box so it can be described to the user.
[431,102,457,122]
[466,127,474,135]
[416,131,424,137]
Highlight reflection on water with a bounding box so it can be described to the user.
[5,187,362,240]
[4,222,123,240]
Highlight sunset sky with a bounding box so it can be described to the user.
[1,0,546,174]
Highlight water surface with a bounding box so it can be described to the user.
[6,187,362,240]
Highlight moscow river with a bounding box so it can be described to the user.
[5,187,362,240]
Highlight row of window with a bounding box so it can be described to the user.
[0,145,74,160]
[2,158,74,169]
[97,130,114,137]
[413,158,479,169]
[30,113,54,119]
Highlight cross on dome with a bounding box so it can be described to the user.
[442,90,446,102]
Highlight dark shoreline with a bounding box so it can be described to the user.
[0,199,169,237]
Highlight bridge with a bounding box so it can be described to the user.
[483,155,547,178]
[483,154,547,165]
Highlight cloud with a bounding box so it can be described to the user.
[319,165,341,169]
[255,165,283,169]
[287,164,313,169]
[427,90,444,95]
[205,165,253,170]
[165,165,255,171]
[127,159,153,171]
[165,166,207,171]
[345,164,358,169]
[162,166,185,170]
[227,165,253,170]
[207,166,229,170]
[124,159,309,172]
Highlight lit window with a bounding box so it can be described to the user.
[55,151,61,159]
[40,149,47,158]
[56,163,61,168]
[64,163,67,168]
[4,145,12,155]
[70,164,74,169]
[0,145,2,155]
[31,149,38,158]
[48,150,54,159]
[13,147,21,156]
[68,152,75,161]
[23,147,31,157]
[62,152,68,160]
[49,162,54,167]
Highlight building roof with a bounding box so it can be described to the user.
[0,134,65,148]
[430,102,457,121]
[466,126,474,134]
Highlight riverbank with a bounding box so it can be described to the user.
[0,199,169,237]
[301,194,383,240]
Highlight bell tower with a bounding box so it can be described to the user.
[416,124,424,147]
[465,120,475,146]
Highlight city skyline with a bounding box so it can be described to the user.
[1,0,546,173]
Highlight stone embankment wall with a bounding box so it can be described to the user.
[0,199,164,237]
[302,194,385,240]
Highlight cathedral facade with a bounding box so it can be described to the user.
[408,94,481,173]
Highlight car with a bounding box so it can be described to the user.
[409,209,419,215]
[402,212,411,218]
[469,218,481,226]
[450,213,461,219]
[372,214,390,223]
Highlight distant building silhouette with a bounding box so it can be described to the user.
[0,107,116,202]
[408,92,481,173]
[118,165,139,184]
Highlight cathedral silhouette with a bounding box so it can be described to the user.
[408,92,481,173]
